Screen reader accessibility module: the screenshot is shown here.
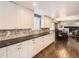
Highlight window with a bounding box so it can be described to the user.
[34,14,41,30]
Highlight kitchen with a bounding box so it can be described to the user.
[0,1,79,58]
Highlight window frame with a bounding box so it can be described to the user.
[34,14,41,29]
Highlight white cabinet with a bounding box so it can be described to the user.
[7,40,34,58]
[20,40,34,58]
[33,37,43,56]
[33,34,55,57]
[50,33,55,42]
[0,2,18,29]
[43,34,55,49]
[5,33,55,58]
[43,35,50,48]
[43,15,52,28]
[0,2,34,29]
[17,6,34,29]
[0,47,7,58]
[46,34,53,45]
[7,43,22,58]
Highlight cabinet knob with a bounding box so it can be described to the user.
[32,39,35,41]
[32,40,35,43]
[17,44,22,46]
[18,47,21,49]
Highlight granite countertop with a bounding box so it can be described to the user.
[0,32,50,48]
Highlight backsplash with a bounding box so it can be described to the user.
[0,29,32,41]
[0,28,50,41]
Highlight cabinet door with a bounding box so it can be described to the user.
[46,34,52,45]
[43,16,52,28]
[38,36,45,50]
[42,35,48,48]
[43,34,55,48]
[0,2,18,29]
[7,43,22,58]
[43,34,52,48]
[43,35,49,48]
[20,40,34,58]
[50,33,55,43]
[17,6,34,29]
[33,37,43,56]
[0,47,7,58]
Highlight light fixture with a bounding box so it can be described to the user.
[33,2,36,6]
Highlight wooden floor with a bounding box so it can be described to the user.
[34,40,79,58]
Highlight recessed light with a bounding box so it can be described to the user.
[33,2,36,6]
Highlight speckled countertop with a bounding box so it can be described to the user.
[0,32,50,48]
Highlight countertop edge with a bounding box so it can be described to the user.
[0,32,50,48]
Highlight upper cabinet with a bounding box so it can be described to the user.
[0,2,34,29]
[17,6,34,29]
[0,2,18,29]
[43,15,52,28]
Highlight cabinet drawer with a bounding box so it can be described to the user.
[7,43,22,58]
[0,47,7,58]
[21,40,34,58]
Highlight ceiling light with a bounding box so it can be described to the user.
[33,2,36,6]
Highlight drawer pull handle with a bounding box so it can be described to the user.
[18,47,21,49]
[17,44,22,46]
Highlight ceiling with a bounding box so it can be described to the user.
[14,1,33,10]
[15,1,79,19]
[37,1,79,18]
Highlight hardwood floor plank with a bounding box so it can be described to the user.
[34,40,79,58]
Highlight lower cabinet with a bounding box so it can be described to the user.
[7,40,34,58]
[0,47,7,58]
[0,33,55,58]
[7,43,22,58]
[33,34,55,57]
[32,37,44,56]
[42,35,50,48]
[42,33,55,49]
[20,40,34,58]
[50,33,55,43]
